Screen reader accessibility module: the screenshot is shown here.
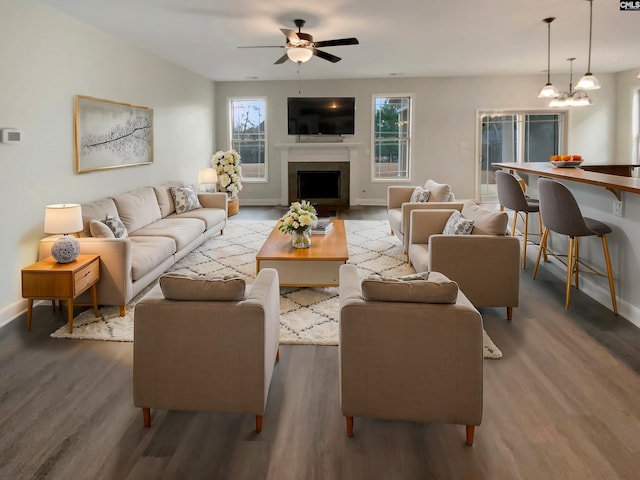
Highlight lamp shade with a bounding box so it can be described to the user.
[287,47,313,63]
[44,204,83,234]
[198,168,218,185]
[44,204,83,263]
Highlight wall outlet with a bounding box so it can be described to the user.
[613,200,623,217]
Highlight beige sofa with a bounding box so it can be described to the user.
[338,264,483,445]
[133,268,281,432]
[39,183,227,315]
[387,181,463,253]
[407,201,520,320]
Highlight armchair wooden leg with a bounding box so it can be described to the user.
[506,306,513,321]
[465,425,475,446]
[142,408,151,428]
[255,415,263,433]
[346,416,354,437]
[276,347,280,362]
[119,305,126,317]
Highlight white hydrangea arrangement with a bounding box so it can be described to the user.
[278,200,318,234]
[211,149,243,195]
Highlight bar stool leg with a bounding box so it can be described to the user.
[537,212,548,262]
[574,238,580,289]
[522,212,529,269]
[600,235,618,315]
[565,237,576,309]
[533,227,549,279]
[511,211,517,237]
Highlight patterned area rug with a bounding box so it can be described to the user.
[52,220,502,359]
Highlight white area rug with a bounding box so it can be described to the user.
[52,220,502,359]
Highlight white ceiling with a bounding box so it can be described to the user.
[36,0,640,82]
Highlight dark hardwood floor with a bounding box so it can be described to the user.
[2,206,640,479]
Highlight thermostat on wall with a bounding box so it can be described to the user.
[1,128,21,143]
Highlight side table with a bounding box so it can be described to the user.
[21,254,100,333]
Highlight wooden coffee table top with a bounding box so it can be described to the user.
[256,219,348,262]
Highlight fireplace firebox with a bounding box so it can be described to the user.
[288,161,349,208]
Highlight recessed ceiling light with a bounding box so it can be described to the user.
[245,76,258,80]
[390,73,403,76]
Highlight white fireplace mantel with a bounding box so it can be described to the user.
[276,142,362,205]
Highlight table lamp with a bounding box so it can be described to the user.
[44,204,83,263]
[198,168,218,192]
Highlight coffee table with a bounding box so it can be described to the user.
[256,220,349,287]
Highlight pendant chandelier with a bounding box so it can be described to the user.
[575,0,600,91]
[538,17,559,99]
[549,58,591,108]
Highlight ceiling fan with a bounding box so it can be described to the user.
[238,19,359,65]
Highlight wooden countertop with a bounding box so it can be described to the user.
[493,162,640,200]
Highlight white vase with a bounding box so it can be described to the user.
[292,229,311,248]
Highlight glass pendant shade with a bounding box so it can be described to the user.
[576,73,600,90]
[538,83,559,98]
[287,47,313,63]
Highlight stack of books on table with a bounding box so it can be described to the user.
[311,219,334,235]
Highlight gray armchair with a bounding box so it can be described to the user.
[133,268,281,433]
[387,181,463,254]
[338,264,484,445]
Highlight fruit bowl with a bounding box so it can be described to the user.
[550,155,583,168]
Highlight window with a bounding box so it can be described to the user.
[229,98,267,181]
[372,95,412,180]
[479,111,566,201]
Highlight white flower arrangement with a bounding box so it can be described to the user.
[278,201,318,234]
[211,149,243,195]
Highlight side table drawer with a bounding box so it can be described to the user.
[74,259,100,294]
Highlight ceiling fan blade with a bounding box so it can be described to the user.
[274,53,289,64]
[280,28,300,43]
[313,38,359,48]
[312,48,341,63]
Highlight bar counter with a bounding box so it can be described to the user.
[493,162,640,200]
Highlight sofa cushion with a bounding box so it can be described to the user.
[79,197,119,237]
[167,208,226,230]
[443,210,474,235]
[153,181,183,218]
[424,179,452,202]
[113,186,162,234]
[129,237,177,281]
[170,185,202,214]
[410,186,430,203]
[461,201,508,236]
[361,271,458,304]
[131,217,206,251]
[159,273,246,301]
[89,219,115,239]
[103,214,128,238]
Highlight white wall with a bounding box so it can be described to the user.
[0,0,215,325]
[615,69,640,166]
[215,73,616,205]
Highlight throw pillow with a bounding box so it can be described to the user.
[424,179,452,202]
[89,219,115,239]
[361,271,458,304]
[159,273,246,301]
[443,210,474,235]
[461,201,508,236]
[410,186,430,203]
[103,214,128,238]
[170,185,202,214]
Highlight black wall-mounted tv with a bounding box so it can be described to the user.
[287,97,355,136]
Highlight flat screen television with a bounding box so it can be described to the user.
[287,97,355,136]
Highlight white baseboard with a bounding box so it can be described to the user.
[0,298,28,330]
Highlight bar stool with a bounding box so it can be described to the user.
[496,170,543,268]
[533,178,618,314]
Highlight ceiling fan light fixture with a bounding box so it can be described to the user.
[287,46,313,63]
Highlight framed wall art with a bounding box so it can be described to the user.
[74,95,154,173]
